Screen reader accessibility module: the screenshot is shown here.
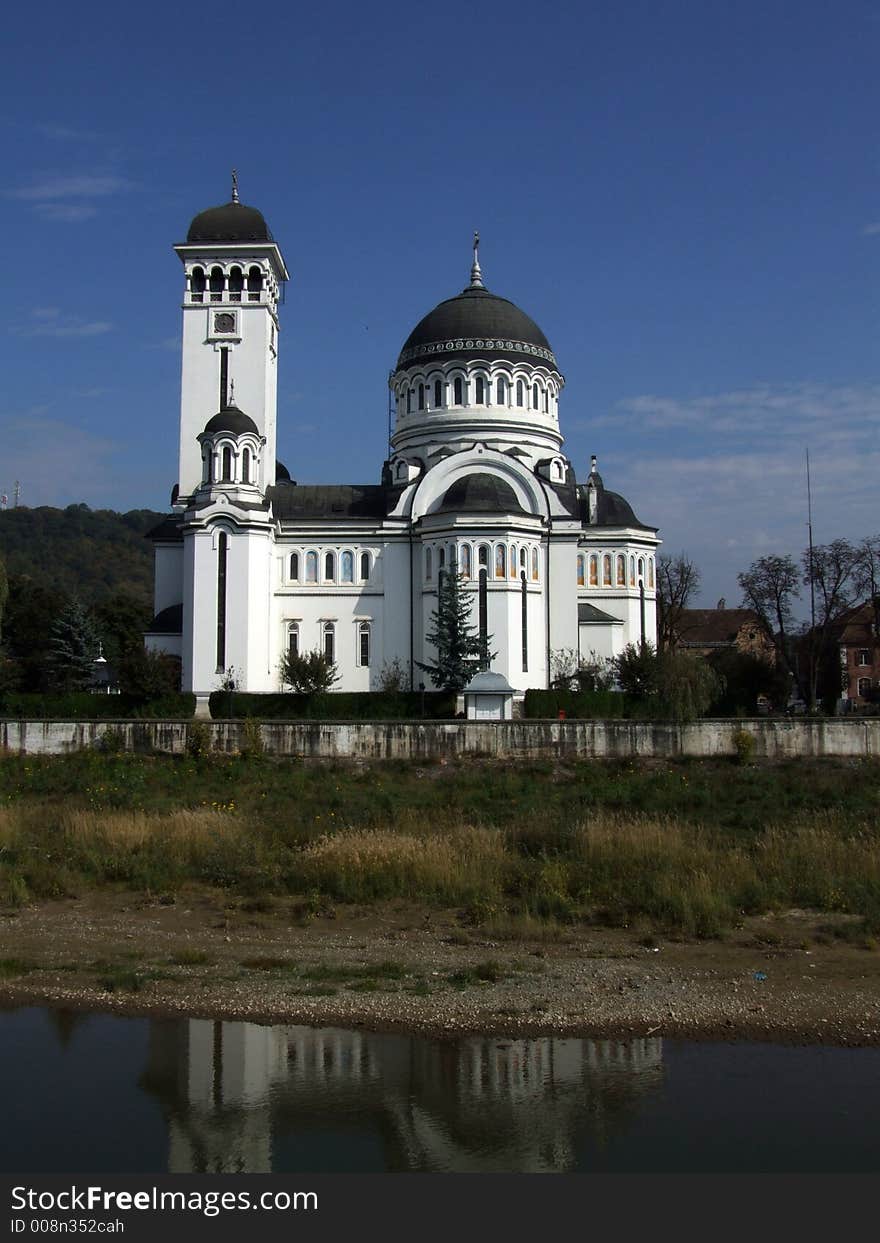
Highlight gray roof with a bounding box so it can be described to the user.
[578,603,623,625]
[268,482,401,520]
[464,670,515,694]
[203,405,259,436]
[185,201,273,244]
[437,472,526,515]
[146,603,183,634]
[396,286,558,371]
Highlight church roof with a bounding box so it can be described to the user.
[578,603,622,625]
[185,200,273,244]
[146,603,183,634]
[268,482,401,519]
[578,485,655,530]
[396,280,557,372]
[677,609,768,647]
[436,472,527,514]
[202,405,259,436]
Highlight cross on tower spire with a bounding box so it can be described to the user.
[469,231,484,289]
[231,169,239,204]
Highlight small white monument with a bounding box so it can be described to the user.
[464,671,515,721]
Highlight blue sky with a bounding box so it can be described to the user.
[2,0,878,608]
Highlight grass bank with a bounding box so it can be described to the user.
[1,753,879,939]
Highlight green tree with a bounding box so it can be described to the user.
[0,553,7,643]
[45,599,101,692]
[418,566,493,692]
[613,641,660,698]
[117,647,182,698]
[280,648,339,694]
[656,650,723,722]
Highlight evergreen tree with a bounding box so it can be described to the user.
[418,566,494,692]
[45,600,101,692]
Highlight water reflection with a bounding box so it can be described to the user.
[140,1020,665,1172]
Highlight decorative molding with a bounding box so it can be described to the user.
[397,337,557,368]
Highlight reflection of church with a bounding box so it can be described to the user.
[147,181,659,697]
[141,1018,664,1173]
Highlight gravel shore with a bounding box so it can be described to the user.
[2,891,879,1045]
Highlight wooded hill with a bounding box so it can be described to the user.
[0,504,162,609]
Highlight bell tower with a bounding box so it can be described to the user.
[174,174,289,501]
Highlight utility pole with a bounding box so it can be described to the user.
[13,481,21,508]
[806,449,816,712]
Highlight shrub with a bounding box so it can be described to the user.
[733,729,756,765]
[186,720,212,759]
[239,717,265,760]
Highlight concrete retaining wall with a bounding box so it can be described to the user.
[1,718,879,759]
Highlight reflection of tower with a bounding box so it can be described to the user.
[142,1019,288,1173]
[141,1018,665,1173]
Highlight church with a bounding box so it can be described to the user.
[146,182,660,702]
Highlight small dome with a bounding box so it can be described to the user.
[437,473,526,514]
[203,405,259,436]
[275,460,291,481]
[397,286,557,371]
[186,201,272,244]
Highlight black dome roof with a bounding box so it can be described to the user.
[397,286,557,371]
[186,201,273,244]
[437,472,526,514]
[203,405,259,436]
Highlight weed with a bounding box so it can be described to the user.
[186,721,212,759]
[169,948,212,966]
[0,957,35,978]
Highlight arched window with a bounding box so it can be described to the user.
[589,554,598,587]
[603,554,612,586]
[425,547,433,581]
[509,545,517,578]
[209,266,224,299]
[242,448,251,483]
[543,388,549,413]
[228,266,243,300]
[516,380,524,407]
[287,623,299,659]
[360,551,370,581]
[533,383,539,408]
[617,555,626,586]
[438,547,446,570]
[577,554,586,587]
[648,558,655,589]
[358,622,371,668]
[495,544,506,578]
[531,546,539,581]
[418,384,425,411]
[454,376,463,405]
[190,266,205,300]
[496,377,506,404]
[475,377,485,404]
[216,532,228,670]
[289,552,300,581]
[407,389,412,414]
[324,551,336,581]
[479,544,489,568]
[247,265,263,299]
[638,557,645,583]
[434,379,443,408]
[323,622,335,663]
[341,551,354,583]
[306,551,318,583]
[460,544,472,578]
[221,446,232,482]
[203,448,212,485]
[520,547,527,573]
[630,556,636,587]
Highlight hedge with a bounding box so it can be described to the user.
[0,692,196,719]
[523,689,627,719]
[208,690,458,720]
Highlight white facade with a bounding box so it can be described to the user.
[147,193,660,696]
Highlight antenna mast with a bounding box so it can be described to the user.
[806,448,816,710]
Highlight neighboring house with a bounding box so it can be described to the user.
[674,608,775,663]
[146,182,660,698]
[835,600,880,706]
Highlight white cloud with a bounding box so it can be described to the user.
[862,222,880,235]
[10,174,132,200]
[12,309,113,338]
[0,417,118,507]
[593,381,880,610]
[34,202,98,222]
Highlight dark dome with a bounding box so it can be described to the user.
[186,201,272,244]
[275,460,291,481]
[203,405,259,436]
[437,472,526,514]
[397,286,557,371]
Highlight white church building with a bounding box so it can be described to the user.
[146,183,659,698]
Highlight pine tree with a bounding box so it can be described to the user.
[45,599,101,692]
[418,565,494,692]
